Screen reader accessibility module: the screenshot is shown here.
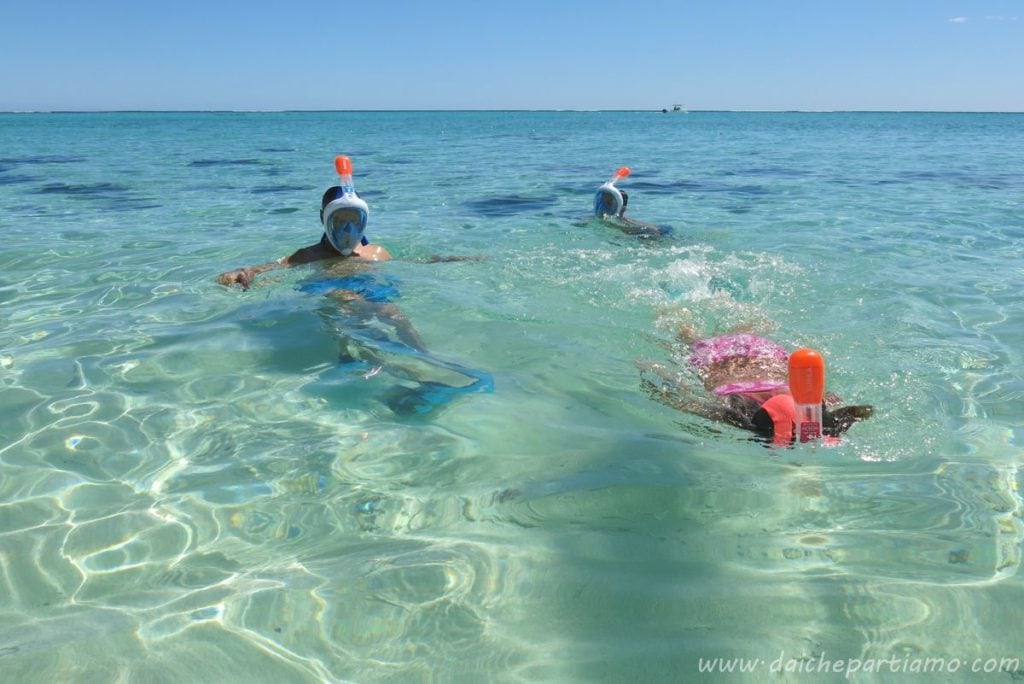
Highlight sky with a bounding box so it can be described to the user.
[1,0,1022,111]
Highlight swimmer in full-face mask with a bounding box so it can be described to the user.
[641,330,873,446]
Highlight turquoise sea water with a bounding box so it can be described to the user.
[1,111,1023,682]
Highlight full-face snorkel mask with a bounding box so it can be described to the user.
[594,185,624,218]
[322,155,370,255]
[593,166,631,219]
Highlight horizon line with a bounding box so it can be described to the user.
[2,108,1024,115]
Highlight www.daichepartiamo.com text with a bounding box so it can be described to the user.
[698,652,1021,677]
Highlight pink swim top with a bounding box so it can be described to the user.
[712,379,788,397]
[689,333,788,370]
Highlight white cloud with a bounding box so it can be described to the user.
[948,16,968,23]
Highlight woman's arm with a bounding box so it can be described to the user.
[217,240,339,289]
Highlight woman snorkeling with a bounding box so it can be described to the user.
[217,155,492,414]
[593,166,669,237]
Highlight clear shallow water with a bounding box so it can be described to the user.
[1,111,1023,681]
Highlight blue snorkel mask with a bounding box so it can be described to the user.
[594,185,624,218]
[323,201,368,255]
[594,166,631,219]
[321,155,370,256]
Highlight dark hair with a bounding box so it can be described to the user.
[320,186,342,222]
[752,402,874,445]
[824,405,874,435]
[717,394,762,432]
[729,398,874,445]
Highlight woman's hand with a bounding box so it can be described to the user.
[217,267,257,290]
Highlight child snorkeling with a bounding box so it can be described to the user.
[641,329,873,446]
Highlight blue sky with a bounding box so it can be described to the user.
[2,0,1021,111]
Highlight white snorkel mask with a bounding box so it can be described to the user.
[322,155,370,255]
[594,166,631,219]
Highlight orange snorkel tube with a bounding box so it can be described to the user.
[609,166,631,184]
[334,154,353,188]
[788,348,825,442]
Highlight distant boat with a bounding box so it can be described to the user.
[661,104,688,114]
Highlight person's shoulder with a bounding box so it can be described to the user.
[355,243,392,261]
[285,240,336,265]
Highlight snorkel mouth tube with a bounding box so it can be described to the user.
[322,155,370,255]
[594,166,631,218]
[788,348,825,442]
